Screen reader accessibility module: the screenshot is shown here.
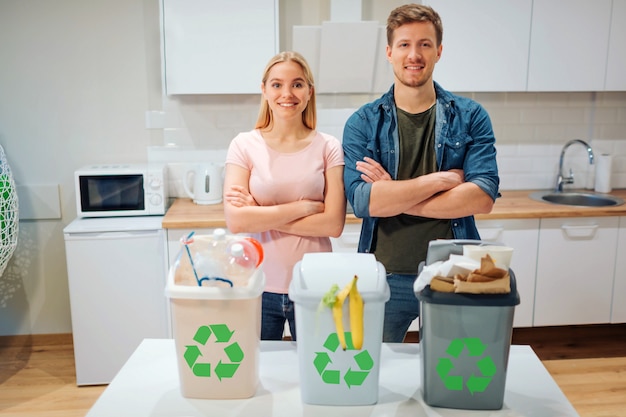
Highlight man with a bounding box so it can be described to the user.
[342,3,500,342]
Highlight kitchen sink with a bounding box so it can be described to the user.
[529,190,624,207]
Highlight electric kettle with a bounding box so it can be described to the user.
[183,164,223,205]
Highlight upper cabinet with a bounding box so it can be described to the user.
[527,0,612,91]
[426,0,532,92]
[428,0,625,92]
[161,0,278,95]
[606,0,626,90]
[160,0,625,94]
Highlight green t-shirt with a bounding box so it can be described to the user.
[374,105,453,274]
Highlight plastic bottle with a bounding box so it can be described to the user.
[224,240,259,286]
[188,228,230,286]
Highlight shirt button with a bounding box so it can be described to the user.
[456,142,460,146]
[437,144,442,148]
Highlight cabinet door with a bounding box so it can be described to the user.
[612,217,626,323]
[605,0,626,90]
[476,219,539,328]
[330,222,362,253]
[426,0,532,92]
[534,217,618,326]
[527,0,612,91]
[161,0,278,94]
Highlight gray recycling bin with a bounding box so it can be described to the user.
[415,240,520,410]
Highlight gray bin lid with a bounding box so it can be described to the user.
[415,270,520,307]
[415,239,521,307]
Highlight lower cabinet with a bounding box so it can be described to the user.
[331,222,362,252]
[534,217,618,326]
[612,217,626,323]
[476,219,540,328]
[165,215,624,329]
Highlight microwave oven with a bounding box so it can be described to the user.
[75,164,168,217]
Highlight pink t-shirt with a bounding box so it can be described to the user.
[226,129,344,293]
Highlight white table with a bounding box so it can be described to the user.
[85,339,579,417]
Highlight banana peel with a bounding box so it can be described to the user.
[349,276,364,350]
[320,275,364,350]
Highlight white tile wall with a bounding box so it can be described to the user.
[496,140,626,191]
[148,91,626,192]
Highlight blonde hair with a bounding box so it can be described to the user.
[255,51,317,130]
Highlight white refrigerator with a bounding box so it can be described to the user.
[63,216,170,385]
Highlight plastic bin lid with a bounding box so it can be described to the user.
[415,239,520,306]
[416,269,520,307]
[289,252,390,305]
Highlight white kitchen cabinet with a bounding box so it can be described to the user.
[425,0,532,92]
[605,0,626,90]
[611,217,626,323]
[476,219,540,328]
[64,217,169,385]
[534,217,618,326]
[161,0,278,94]
[330,222,362,252]
[527,0,612,91]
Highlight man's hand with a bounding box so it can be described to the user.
[356,157,392,183]
[357,157,464,186]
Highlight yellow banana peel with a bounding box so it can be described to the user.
[326,275,364,351]
[349,275,364,350]
[332,277,353,350]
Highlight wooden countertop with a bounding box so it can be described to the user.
[162,189,626,229]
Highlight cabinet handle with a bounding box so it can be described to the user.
[561,224,598,239]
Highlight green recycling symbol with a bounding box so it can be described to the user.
[436,337,497,395]
[313,332,373,388]
[184,324,244,380]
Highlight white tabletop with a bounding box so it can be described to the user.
[86,339,579,417]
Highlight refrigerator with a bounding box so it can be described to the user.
[63,216,170,385]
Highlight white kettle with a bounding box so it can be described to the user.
[183,164,223,205]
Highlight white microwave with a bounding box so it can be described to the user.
[75,164,168,218]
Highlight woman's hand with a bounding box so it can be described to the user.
[224,185,258,207]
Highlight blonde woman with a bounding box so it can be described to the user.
[224,51,346,340]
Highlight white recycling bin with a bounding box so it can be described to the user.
[288,252,390,406]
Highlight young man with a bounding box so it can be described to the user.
[342,4,500,342]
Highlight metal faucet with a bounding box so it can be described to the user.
[555,139,594,192]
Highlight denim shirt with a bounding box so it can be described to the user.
[342,82,500,253]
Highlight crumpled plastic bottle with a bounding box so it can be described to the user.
[178,228,264,287]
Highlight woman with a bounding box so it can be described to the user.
[223,51,346,340]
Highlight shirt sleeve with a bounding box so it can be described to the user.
[225,132,252,170]
[322,133,345,170]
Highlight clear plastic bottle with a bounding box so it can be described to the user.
[224,240,259,286]
[189,228,230,286]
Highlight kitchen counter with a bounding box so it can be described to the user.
[162,189,626,229]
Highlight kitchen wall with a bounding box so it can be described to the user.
[0,0,625,336]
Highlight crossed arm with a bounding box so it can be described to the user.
[357,157,494,219]
[223,163,346,238]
